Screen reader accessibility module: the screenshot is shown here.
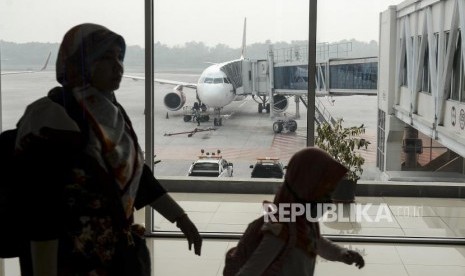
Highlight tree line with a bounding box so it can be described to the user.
[0,39,378,72]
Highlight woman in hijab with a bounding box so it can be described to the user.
[16,23,201,276]
[225,147,364,276]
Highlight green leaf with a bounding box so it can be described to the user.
[315,119,368,181]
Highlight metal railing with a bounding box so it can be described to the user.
[272,42,353,63]
[299,95,336,125]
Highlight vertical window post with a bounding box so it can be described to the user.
[145,0,154,237]
[307,0,317,146]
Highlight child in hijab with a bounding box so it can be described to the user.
[224,147,364,276]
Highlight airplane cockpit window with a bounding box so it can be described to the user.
[223,78,230,84]
[213,78,223,84]
[204,77,214,83]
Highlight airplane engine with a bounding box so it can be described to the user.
[272,94,288,113]
[163,85,186,111]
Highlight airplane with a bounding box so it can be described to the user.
[124,18,287,126]
[0,50,51,75]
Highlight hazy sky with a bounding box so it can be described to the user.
[0,0,402,48]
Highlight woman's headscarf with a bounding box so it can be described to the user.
[56,23,126,88]
[275,147,348,204]
[55,24,142,219]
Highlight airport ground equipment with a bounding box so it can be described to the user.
[249,157,286,178]
[182,105,210,123]
[187,149,233,177]
[163,127,216,137]
[272,118,298,133]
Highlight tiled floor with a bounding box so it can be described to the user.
[148,194,465,275]
[154,194,465,239]
[4,239,465,276]
[3,194,465,275]
[150,239,465,276]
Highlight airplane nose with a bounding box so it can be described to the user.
[198,84,235,108]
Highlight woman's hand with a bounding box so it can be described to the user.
[341,249,365,269]
[176,214,202,256]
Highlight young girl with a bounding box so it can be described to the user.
[225,147,364,275]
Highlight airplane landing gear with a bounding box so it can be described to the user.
[213,118,223,126]
[213,108,223,126]
[253,95,270,114]
[258,103,270,113]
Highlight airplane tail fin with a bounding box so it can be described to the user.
[40,51,52,71]
[241,18,247,59]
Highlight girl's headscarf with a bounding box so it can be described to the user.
[268,147,348,257]
[56,23,126,88]
[275,147,348,204]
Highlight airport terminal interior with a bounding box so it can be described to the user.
[4,194,465,275]
[2,0,465,275]
[143,194,465,276]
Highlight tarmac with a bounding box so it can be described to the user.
[1,70,380,179]
[137,72,380,179]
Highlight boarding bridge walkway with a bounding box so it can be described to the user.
[270,45,378,97]
[232,45,378,125]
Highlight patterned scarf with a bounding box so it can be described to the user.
[73,86,144,218]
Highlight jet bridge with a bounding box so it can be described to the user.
[234,45,377,126]
[377,0,465,179]
[220,59,242,90]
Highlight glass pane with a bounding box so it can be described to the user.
[1,0,145,136]
[152,0,310,182]
[3,0,464,244]
[0,1,145,273]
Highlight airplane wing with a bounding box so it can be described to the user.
[123,74,198,89]
[1,70,34,75]
[1,51,51,75]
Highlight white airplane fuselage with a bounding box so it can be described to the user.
[196,64,236,109]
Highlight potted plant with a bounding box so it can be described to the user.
[315,118,368,203]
